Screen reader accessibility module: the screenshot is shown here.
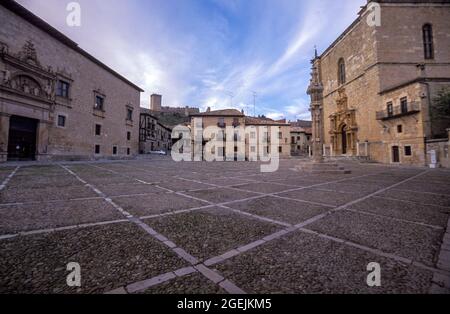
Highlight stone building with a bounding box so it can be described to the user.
[139,108,172,154]
[244,116,291,159]
[188,109,291,161]
[149,94,200,117]
[290,126,312,156]
[310,0,450,166]
[0,1,143,162]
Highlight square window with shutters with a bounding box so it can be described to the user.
[56,80,70,98]
[404,146,412,156]
[57,115,66,127]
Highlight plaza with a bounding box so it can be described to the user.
[0,157,449,294]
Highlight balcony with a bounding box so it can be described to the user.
[262,137,271,143]
[376,102,421,121]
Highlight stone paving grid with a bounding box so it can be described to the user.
[0,159,449,294]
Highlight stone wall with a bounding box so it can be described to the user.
[426,129,450,168]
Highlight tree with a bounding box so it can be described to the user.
[432,88,450,119]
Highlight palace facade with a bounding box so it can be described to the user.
[0,1,143,162]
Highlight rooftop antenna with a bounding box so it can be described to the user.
[252,91,258,117]
[225,91,234,107]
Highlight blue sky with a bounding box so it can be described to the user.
[18,0,366,120]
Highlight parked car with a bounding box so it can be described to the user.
[150,150,167,155]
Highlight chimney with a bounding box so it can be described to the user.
[241,109,245,115]
[150,94,162,111]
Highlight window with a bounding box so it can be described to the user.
[127,148,131,156]
[126,108,133,121]
[400,97,408,114]
[404,146,412,156]
[218,117,225,127]
[397,125,403,133]
[291,137,295,144]
[57,115,66,127]
[95,145,100,155]
[56,80,70,98]
[278,132,283,139]
[233,118,239,126]
[127,131,131,141]
[278,146,283,153]
[423,24,434,60]
[250,146,256,153]
[112,146,118,155]
[250,132,256,139]
[338,58,346,85]
[387,102,393,117]
[95,96,104,111]
[95,124,102,136]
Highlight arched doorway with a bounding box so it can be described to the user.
[341,124,347,154]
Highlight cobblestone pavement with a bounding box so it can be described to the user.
[0,158,449,294]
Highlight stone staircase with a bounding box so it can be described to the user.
[324,156,371,162]
[294,161,352,174]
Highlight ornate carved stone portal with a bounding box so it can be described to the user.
[329,88,358,155]
[1,40,56,105]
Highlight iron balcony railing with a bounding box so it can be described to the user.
[376,101,420,120]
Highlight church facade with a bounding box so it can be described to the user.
[0,1,143,162]
[311,0,450,166]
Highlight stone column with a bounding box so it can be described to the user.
[0,114,10,162]
[307,57,324,163]
[36,121,50,161]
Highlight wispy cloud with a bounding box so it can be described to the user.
[17,0,366,120]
